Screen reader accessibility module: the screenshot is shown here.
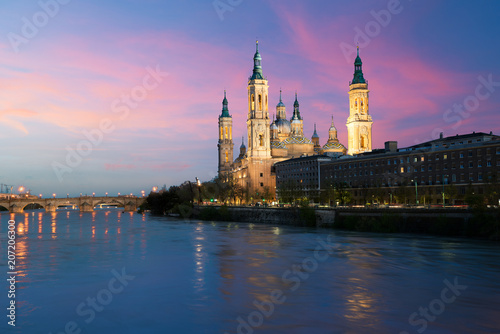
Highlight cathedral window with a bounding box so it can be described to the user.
[259,134,264,146]
[259,94,262,110]
[251,94,255,110]
[225,152,228,163]
[225,126,228,139]
[265,95,268,112]
[220,127,223,140]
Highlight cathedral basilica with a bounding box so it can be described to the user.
[217,42,373,199]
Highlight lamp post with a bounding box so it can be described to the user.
[411,179,419,206]
[196,177,202,205]
[442,174,447,208]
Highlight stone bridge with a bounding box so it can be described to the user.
[0,196,146,213]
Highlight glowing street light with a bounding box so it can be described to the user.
[18,186,25,194]
[52,193,56,198]
[39,194,42,199]
[411,179,419,206]
[105,192,108,197]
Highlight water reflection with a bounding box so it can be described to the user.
[192,223,206,292]
[0,211,499,333]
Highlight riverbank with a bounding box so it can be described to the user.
[191,206,500,240]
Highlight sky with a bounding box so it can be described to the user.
[0,0,499,197]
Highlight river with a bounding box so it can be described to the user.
[0,210,499,333]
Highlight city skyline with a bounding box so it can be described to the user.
[1,0,499,196]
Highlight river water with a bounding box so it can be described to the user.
[0,210,499,334]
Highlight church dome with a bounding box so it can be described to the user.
[284,136,313,145]
[323,142,346,150]
[270,121,278,130]
[275,118,291,135]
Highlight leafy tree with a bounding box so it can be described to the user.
[335,181,351,206]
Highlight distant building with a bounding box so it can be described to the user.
[275,155,333,202]
[320,132,500,205]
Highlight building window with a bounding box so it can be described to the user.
[388,160,391,165]
[487,160,492,167]
[260,182,264,187]
[428,165,432,171]
[478,161,482,168]
[400,167,404,173]
[421,166,425,172]
[260,173,263,177]
[460,162,464,169]
[452,174,456,182]
[421,156,425,162]
[225,152,228,163]
[468,151,473,157]
[460,152,464,158]
[443,154,448,160]
[478,173,483,181]
[469,162,473,168]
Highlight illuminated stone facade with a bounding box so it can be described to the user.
[217,42,366,200]
[347,47,372,155]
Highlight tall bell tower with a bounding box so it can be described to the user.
[347,47,372,155]
[247,41,271,159]
[218,90,234,173]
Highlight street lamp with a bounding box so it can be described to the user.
[18,186,25,194]
[105,192,108,197]
[196,177,202,205]
[52,193,56,198]
[442,174,448,208]
[411,179,419,206]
